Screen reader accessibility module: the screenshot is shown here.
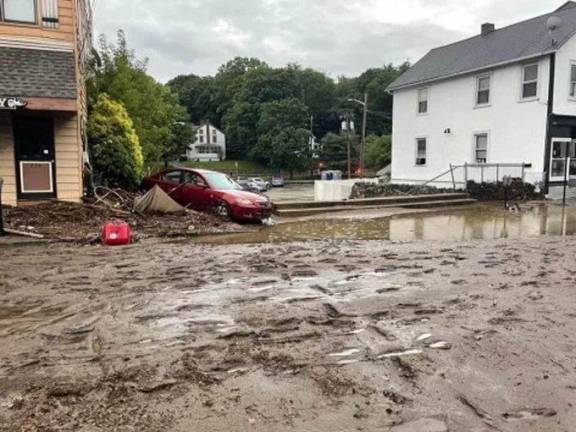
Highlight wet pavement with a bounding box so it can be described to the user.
[264,183,314,203]
[199,202,576,245]
[1,225,576,431]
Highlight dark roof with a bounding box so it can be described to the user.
[388,2,576,91]
[0,47,77,99]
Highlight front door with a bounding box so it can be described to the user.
[549,138,576,183]
[14,117,56,200]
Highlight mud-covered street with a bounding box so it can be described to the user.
[1,235,576,431]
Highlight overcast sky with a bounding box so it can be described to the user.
[94,0,561,83]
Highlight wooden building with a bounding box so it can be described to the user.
[0,0,92,206]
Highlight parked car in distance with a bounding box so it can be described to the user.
[271,175,285,187]
[142,168,274,223]
[247,177,271,192]
[236,178,260,194]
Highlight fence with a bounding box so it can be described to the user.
[423,163,534,190]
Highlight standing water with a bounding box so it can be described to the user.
[196,203,576,245]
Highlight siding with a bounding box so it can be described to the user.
[54,114,82,202]
[0,113,16,206]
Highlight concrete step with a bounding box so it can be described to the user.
[274,193,470,210]
[277,198,478,217]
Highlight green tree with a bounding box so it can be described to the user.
[223,65,304,158]
[214,57,267,119]
[365,134,392,169]
[167,74,219,125]
[87,94,143,189]
[251,98,312,176]
[320,132,358,172]
[88,31,192,164]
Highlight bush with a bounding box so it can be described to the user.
[88,94,144,189]
[466,179,542,201]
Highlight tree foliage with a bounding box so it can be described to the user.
[320,132,358,172]
[251,99,312,175]
[365,135,392,169]
[88,31,192,165]
[167,56,408,171]
[87,94,143,189]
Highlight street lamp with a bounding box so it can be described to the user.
[348,93,368,177]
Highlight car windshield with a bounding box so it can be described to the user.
[203,172,242,190]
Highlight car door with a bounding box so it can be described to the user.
[180,171,212,211]
[156,170,184,201]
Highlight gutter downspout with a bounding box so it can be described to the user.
[543,53,556,195]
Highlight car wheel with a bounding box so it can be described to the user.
[214,201,232,220]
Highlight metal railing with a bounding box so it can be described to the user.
[423,163,532,190]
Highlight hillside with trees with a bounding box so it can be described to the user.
[168,58,408,172]
[87,31,407,188]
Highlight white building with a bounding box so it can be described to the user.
[187,123,226,162]
[388,2,576,197]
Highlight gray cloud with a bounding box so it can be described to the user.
[93,0,565,83]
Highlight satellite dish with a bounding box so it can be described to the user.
[547,15,563,32]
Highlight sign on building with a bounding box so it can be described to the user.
[0,97,28,110]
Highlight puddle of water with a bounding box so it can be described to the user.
[328,348,362,357]
[196,203,576,245]
[377,349,423,359]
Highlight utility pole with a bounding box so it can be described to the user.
[361,93,368,177]
[341,113,354,180]
[348,93,369,177]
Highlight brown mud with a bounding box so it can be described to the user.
[1,236,575,431]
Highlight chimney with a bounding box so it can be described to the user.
[481,23,495,36]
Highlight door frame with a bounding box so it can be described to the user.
[13,115,57,201]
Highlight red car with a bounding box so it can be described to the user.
[143,168,274,223]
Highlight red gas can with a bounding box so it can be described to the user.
[102,222,132,246]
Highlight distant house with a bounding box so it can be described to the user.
[388,1,576,197]
[187,122,226,162]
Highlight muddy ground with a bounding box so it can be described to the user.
[1,236,576,431]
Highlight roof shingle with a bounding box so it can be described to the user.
[388,2,576,91]
[0,47,77,99]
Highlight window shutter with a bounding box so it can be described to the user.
[41,0,59,28]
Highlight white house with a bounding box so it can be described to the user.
[187,122,226,162]
[388,1,576,197]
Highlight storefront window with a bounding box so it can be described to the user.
[2,0,37,24]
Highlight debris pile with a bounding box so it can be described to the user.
[350,182,453,199]
[3,199,244,243]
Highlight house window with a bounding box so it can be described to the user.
[416,138,427,166]
[212,134,217,144]
[1,0,37,23]
[198,136,204,144]
[474,134,488,163]
[521,64,538,99]
[417,88,428,114]
[570,64,576,98]
[476,75,491,105]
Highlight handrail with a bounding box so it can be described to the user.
[422,162,531,190]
